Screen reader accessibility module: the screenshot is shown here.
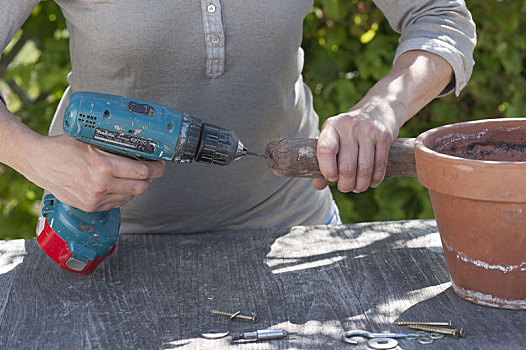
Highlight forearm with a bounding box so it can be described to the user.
[373,0,475,97]
[0,102,40,176]
[353,49,453,129]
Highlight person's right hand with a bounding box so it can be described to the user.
[24,134,165,212]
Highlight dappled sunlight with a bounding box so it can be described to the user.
[345,282,451,325]
[393,231,443,253]
[265,225,391,273]
[266,225,389,261]
[264,221,438,274]
[0,240,25,274]
[270,256,346,274]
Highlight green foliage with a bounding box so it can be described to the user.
[0,0,525,238]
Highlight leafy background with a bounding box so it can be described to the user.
[1,0,525,239]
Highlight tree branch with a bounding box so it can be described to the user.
[0,33,30,77]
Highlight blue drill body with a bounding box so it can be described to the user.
[38,91,247,273]
[63,92,185,161]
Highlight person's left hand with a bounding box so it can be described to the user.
[313,98,401,193]
[312,50,454,193]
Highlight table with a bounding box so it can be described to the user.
[0,220,524,349]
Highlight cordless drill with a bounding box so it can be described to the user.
[36,91,267,274]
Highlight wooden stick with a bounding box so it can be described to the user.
[265,138,416,179]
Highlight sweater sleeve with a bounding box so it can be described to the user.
[372,0,476,96]
[1,0,41,61]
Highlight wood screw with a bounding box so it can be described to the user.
[395,321,452,327]
[405,324,466,338]
[210,310,259,324]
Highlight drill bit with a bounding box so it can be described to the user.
[245,149,272,159]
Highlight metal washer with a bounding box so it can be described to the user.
[417,336,434,345]
[405,333,421,340]
[200,329,230,339]
[367,338,398,349]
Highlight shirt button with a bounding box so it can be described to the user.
[207,4,216,13]
[210,35,220,44]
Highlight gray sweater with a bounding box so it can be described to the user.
[1,0,476,233]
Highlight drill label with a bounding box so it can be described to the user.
[93,128,156,154]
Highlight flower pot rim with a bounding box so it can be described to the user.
[415,117,526,167]
[415,118,526,202]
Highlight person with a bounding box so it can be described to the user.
[0,1,476,234]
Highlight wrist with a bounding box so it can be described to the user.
[350,89,408,133]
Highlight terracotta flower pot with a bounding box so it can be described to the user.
[415,118,526,310]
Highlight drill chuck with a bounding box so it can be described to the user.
[196,123,246,165]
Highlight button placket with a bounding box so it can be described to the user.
[201,0,225,78]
